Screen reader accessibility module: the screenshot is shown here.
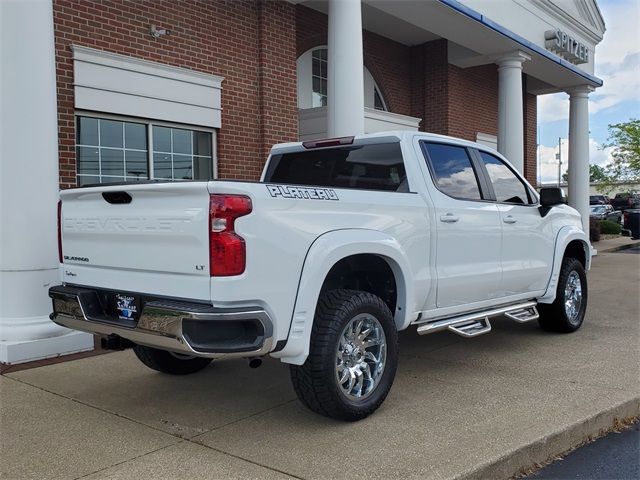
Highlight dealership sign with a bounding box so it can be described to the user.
[544,29,589,64]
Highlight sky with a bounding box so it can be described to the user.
[536,0,640,184]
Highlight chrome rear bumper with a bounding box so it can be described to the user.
[49,285,273,359]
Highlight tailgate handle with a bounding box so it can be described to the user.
[102,191,132,204]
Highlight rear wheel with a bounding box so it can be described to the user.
[538,257,588,333]
[133,345,212,375]
[290,289,399,421]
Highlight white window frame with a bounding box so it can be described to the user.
[297,46,388,111]
[75,110,218,185]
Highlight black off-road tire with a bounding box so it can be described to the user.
[290,289,399,421]
[538,257,588,333]
[133,345,212,375]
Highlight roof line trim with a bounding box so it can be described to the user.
[438,0,603,88]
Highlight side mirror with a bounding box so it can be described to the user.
[540,187,565,207]
[539,187,565,217]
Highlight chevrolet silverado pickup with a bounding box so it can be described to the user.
[50,131,591,421]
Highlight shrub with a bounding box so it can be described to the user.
[598,219,622,235]
[590,217,601,242]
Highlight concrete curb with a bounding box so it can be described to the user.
[455,396,640,480]
[599,240,640,253]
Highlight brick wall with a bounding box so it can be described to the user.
[53,0,297,189]
[413,39,499,142]
[256,0,298,162]
[447,64,499,141]
[524,90,538,186]
[415,39,450,135]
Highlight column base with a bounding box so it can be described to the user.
[0,331,94,365]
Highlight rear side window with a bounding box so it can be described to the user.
[477,152,532,204]
[265,143,407,192]
[422,142,482,200]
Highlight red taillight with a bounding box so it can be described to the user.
[57,200,63,263]
[209,194,252,276]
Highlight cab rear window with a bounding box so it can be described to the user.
[264,143,407,192]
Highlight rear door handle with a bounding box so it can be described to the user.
[503,215,517,224]
[440,213,459,223]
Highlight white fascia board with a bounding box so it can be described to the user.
[72,45,224,87]
[72,45,224,128]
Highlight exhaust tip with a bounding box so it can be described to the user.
[247,357,263,369]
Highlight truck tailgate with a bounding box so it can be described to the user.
[60,182,211,300]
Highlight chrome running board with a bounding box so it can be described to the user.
[504,305,539,323]
[447,318,492,338]
[416,301,537,337]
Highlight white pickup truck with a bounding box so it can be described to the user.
[50,131,590,421]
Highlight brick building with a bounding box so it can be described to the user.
[0,0,605,363]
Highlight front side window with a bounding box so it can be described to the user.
[477,151,532,204]
[422,143,482,200]
[76,116,213,186]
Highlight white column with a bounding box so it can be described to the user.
[496,51,530,174]
[0,0,93,364]
[327,0,364,137]
[567,86,593,234]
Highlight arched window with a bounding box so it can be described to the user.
[296,46,388,111]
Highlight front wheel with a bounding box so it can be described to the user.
[133,345,213,375]
[538,257,588,333]
[290,289,399,421]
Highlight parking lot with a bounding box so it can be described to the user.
[2,244,639,480]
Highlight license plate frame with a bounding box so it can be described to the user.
[114,293,141,321]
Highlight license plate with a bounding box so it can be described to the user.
[115,293,140,321]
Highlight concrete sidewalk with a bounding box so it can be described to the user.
[593,235,640,253]
[2,250,639,480]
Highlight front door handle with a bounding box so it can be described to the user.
[503,215,517,224]
[440,213,459,223]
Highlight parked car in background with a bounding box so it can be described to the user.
[590,204,622,224]
[589,194,610,205]
[610,192,640,212]
[623,209,640,240]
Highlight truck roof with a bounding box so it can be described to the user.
[270,130,495,155]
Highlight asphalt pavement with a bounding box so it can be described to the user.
[529,422,639,479]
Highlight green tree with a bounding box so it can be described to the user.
[603,119,640,181]
[562,164,609,183]
[561,120,639,193]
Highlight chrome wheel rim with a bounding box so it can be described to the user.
[335,313,387,400]
[564,271,582,322]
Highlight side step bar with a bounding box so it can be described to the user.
[416,301,538,338]
[448,318,492,338]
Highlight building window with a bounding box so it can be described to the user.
[374,88,386,111]
[311,48,327,108]
[76,115,214,186]
[152,126,213,181]
[297,46,388,111]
